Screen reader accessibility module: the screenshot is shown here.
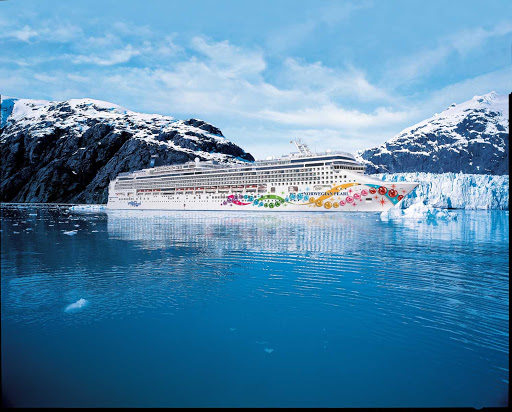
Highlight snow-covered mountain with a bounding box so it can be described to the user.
[0,97,253,203]
[357,92,509,175]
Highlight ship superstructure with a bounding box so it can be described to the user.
[107,141,418,212]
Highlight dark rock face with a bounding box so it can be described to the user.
[357,92,509,175]
[0,98,254,204]
[184,118,224,136]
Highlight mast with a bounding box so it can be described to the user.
[291,138,312,156]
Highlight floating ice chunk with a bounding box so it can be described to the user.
[63,230,78,235]
[69,204,106,213]
[381,202,457,221]
[64,298,89,313]
[379,207,403,221]
[264,348,274,353]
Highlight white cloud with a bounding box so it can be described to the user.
[6,25,38,42]
[44,23,83,42]
[190,37,266,78]
[155,35,184,56]
[385,21,512,85]
[0,21,83,43]
[266,1,372,53]
[415,66,512,118]
[111,21,153,38]
[279,58,392,103]
[33,73,59,83]
[66,73,90,82]
[72,44,141,66]
[449,21,512,55]
[84,33,120,48]
[258,104,409,129]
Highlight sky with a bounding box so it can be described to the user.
[1,0,511,159]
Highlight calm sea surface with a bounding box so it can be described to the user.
[1,206,509,407]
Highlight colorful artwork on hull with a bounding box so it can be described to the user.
[220,183,405,209]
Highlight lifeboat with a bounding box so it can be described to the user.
[246,185,257,192]
[218,186,230,192]
[205,187,217,193]
[232,185,244,192]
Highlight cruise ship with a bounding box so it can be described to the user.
[106,141,418,212]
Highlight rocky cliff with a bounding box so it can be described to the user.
[0,97,253,203]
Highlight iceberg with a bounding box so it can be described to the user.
[64,298,89,313]
[69,204,107,213]
[381,202,457,221]
[374,172,508,210]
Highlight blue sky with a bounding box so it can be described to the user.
[1,0,511,158]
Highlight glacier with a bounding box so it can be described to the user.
[374,172,509,210]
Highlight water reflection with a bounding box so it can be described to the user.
[103,209,509,350]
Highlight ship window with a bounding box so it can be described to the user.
[271,187,276,193]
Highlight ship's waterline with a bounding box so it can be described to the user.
[107,141,418,212]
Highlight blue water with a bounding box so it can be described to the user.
[1,207,509,407]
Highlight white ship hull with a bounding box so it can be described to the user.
[107,174,418,213]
